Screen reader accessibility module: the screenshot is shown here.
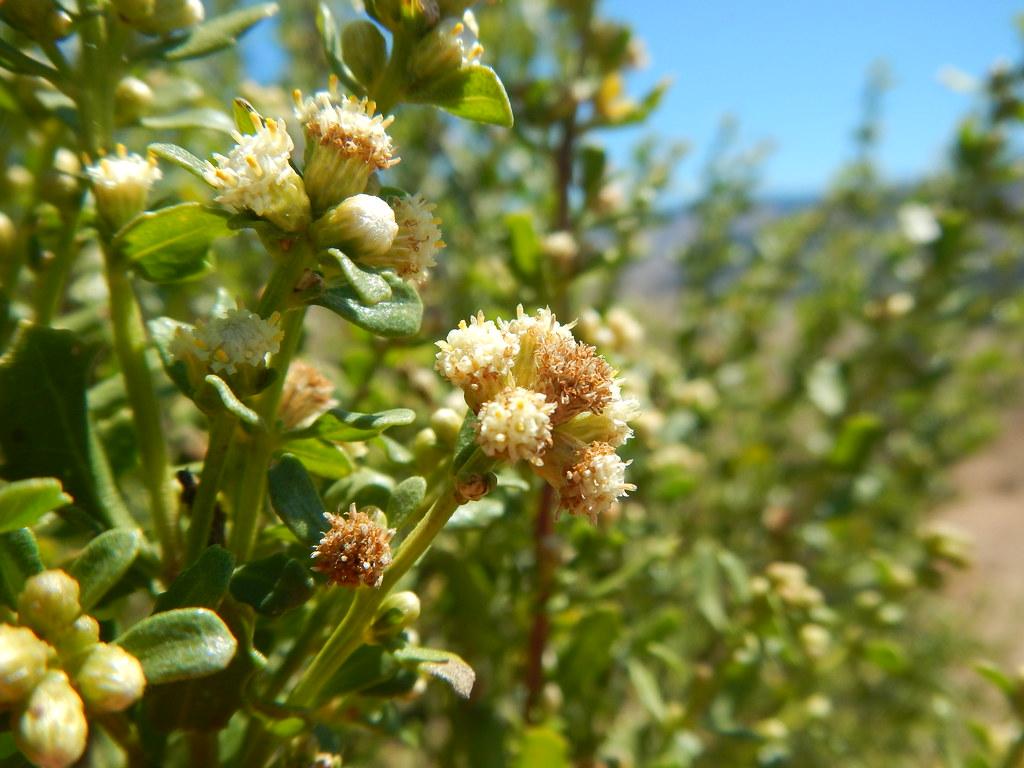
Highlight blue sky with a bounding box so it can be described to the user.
[601,0,1023,197]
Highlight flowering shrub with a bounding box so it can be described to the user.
[0,1,1023,767]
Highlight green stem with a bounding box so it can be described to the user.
[104,249,178,568]
[185,413,237,564]
[286,456,490,707]
[229,242,313,561]
[370,31,411,114]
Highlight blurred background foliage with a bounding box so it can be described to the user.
[4,0,1024,766]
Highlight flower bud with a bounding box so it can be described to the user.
[51,615,100,665]
[408,24,468,84]
[115,76,154,125]
[112,0,156,21]
[293,89,397,214]
[0,624,49,704]
[369,591,421,641]
[312,194,398,258]
[359,193,444,281]
[0,0,71,41]
[86,146,162,230]
[430,407,464,446]
[17,570,81,639]
[127,0,205,34]
[40,149,82,213]
[312,505,395,588]
[278,360,338,431]
[75,643,147,713]
[0,211,16,263]
[342,21,388,86]
[14,671,88,768]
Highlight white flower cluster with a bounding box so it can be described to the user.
[172,308,283,376]
[204,116,310,233]
[476,387,556,466]
[360,194,446,281]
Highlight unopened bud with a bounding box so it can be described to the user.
[115,76,154,125]
[129,0,205,34]
[370,591,421,641]
[0,212,16,261]
[51,615,100,665]
[112,0,156,21]
[0,624,49,704]
[430,407,463,445]
[14,671,88,768]
[412,427,440,465]
[75,644,147,713]
[0,0,71,41]
[312,194,398,258]
[40,149,82,212]
[342,21,387,86]
[17,570,81,639]
[408,24,467,83]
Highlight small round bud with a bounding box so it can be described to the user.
[14,671,88,768]
[342,21,388,85]
[75,643,147,713]
[0,212,17,262]
[312,194,398,258]
[369,591,421,641]
[360,193,445,281]
[130,0,205,34]
[114,76,154,125]
[40,149,82,212]
[0,624,49,704]
[430,408,464,445]
[112,0,156,21]
[0,0,71,41]
[17,570,81,639]
[51,615,100,665]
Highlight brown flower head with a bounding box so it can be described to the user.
[311,506,394,588]
[278,360,338,431]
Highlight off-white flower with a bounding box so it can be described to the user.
[312,193,397,257]
[204,114,310,232]
[85,145,161,229]
[560,442,635,522]
[359,193,445,281]
[476,387,556,466]
[171,308,283,377]
[293,89,398,213]
[278,360,339,431]
[435,312,518,405]
[897,203,940,245]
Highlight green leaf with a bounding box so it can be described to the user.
[141,108,234,134]
[116,203,230,283]
[393,646,475,698]
[148,142,208,179]
[0,529,43,608]
[451,411,479,472]
[148,317,194,395]
[200,375,260,425]
[316,270,423,338]
[0,40,59,79]
[324,468,394,511]
[284,438,353,479]
[0,325,129,528]
[298,406,416,443]
[165,3,279,61]
[0,478,71,533]
[68,528,141,612]
[154,546,234,612]
[829,412,885,469]
[410,65,514,127]
[116,608,238,684]
[447,496,504,529]
[516,728,570,768]
[626,658,666,722]
[267,455,329,548]
[693,539,728,631]
[316,1,362,95]
[505,212,540,280]
[318,644,398,703]
[325,248,392,305]
[386,476,426,530]
[232,97,260,133]
[230,553,315,616]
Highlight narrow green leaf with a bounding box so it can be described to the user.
[298,407,415,443]
[505,212,540,279]
[409,65,514,127]
[148,143,208,179]
[316,2,362,95]
[148,317,194,395]
[324,468,394,511]
[447,497,504,529]
[326,248,392,305]
[232,97,260,133]
[693,540,728,631]
[116,203,230,283]
[316,269,423,338]
[165,3,279,61]
[116,608,238,684]
[394,646,475,698]
[386,476,426,530]
[0,40,59,79]
[626,658,667,722]
[318,644,397,703]
[229,553,314,616]
[141,108,234,134]
[154,546,234,612]
[68,528,141,612]
[0,529,43,607]
[516,728,570,768]
[267,455,329,548]
[285,438,354,479]
[0,478,71,533]
[201,375,260,425]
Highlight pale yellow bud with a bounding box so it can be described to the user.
[14,671,87,768]
[17,570,80,639]
[75,644,147,713]
[0,624,49,704]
